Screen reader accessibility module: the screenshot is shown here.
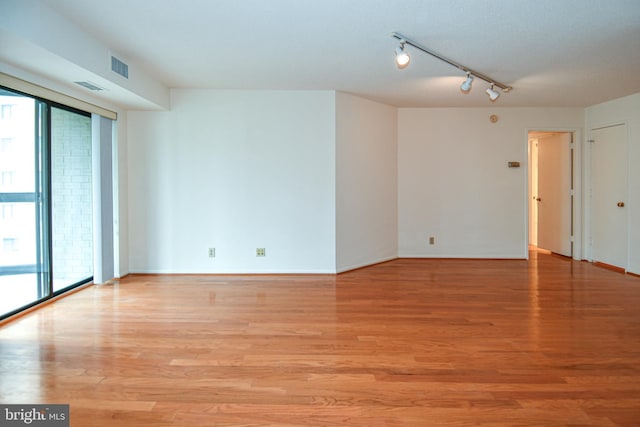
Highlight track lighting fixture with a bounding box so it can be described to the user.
[460,73,473,93]
[395,40,411,69]
[391,32,512,102]
[486,84,500,101]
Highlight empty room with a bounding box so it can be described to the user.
[1,0,640,425]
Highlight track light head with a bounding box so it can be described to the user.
[460,73,474,93]
[486,84,500,101]
[395,40,410,69]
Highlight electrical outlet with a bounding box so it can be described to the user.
[208,248,215,258]
[256,248,266,257]
[429,236,435,245]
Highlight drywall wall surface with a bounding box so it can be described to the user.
[335,92,397,272]
[128,90,336,273]
[398,107,583,258]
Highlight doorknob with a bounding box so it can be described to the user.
[536,198,542,202]
[617,202,625,207]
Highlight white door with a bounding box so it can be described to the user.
[529,139,539,246]
[591,124,628,269]
[536,133,572,256]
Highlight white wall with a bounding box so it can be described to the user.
[335,92,397,272]
[128,90,336,273]
[585,92,640,274]
[398,107,584,258]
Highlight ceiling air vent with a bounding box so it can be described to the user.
[111,56,129,79]
[74,81,105,91]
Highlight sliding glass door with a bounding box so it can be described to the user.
[0,90,42,315]
[51,107,92,291]
[0,87,92,318]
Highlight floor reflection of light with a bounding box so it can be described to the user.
[528,249,541,346]
[0,316,44,403]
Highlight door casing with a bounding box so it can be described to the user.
[526,129,582,260]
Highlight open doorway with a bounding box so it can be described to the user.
[528,131,573,257]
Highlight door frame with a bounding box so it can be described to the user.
[525,128,583,261]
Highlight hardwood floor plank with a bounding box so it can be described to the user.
[1,252,640,425]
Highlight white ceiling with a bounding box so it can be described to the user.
[27,0,640,107]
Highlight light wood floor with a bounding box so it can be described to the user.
[1,251,640,426]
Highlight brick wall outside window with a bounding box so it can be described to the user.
[51,109,93,288]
